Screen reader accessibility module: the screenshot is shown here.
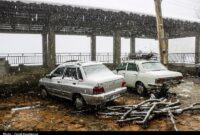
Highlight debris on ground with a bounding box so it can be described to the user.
[1,77,200,131]
[11,104,41,113]
[98,97,200,131]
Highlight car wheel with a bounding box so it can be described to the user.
[73,95,86,110]
[136,82,147,96]
[41,88,48,99]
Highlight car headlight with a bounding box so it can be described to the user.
[155,78,165,84]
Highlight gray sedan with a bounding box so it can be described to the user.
[39,61,127,109]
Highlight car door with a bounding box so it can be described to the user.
[116,63,127,77]
[125,63,139,87]
[47,66,65,95]
[60,66,81,99]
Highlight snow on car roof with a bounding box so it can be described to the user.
[59,61,103,67]
[122,59,160,64]
[81,61,103,66]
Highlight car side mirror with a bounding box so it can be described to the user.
[46,74,52,79]
[116,67,125,72]
[46,74,56,79]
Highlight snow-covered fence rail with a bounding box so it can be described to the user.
[0,53,197,66]
[0,53,128,66]
[56,53,129,64]
[0,53,42,66]
[168,53,196,64]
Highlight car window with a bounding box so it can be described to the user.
[142,62,167,71]
[77,68,83,80]
[52,67,65,77]
[127,63,138,71]
[117,63,127,70]
[83,64,113,78]
[64,67,78,80]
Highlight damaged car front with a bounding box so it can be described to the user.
[139,61,183,95]
[114,60,183,96]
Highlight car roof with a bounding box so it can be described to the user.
[58,61,103,68]
[122,59,159,64]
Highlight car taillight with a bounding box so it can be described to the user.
[155,78,165,84]
[93,86,105,94]
[121,81,126,87]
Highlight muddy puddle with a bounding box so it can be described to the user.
[171,77,200,107]
[0,78,200,131]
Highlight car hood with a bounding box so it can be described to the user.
[145,70,182,78]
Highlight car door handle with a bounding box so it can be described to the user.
[73,82,76,85]
[57,81,61,83]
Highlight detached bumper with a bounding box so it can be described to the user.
[82,87,127,105]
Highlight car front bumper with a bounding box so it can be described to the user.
[82,87,127,105]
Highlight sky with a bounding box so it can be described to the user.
[0,0,200,54]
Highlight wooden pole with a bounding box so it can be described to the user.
[154,0,168,65]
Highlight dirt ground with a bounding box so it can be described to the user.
[0,77,200,131]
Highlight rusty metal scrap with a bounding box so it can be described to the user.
[98,98,200,131]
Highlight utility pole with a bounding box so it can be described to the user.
[154,0,168,65]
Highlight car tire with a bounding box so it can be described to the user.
[41,87,48,99]
[73,95,86,110]
[136,82,147,96]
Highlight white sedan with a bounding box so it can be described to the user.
[113,60,183,96]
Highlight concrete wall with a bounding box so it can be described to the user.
[0,58,9,75]
[9,65,50,74]
[7,63,197,75]
[168,63,196,76]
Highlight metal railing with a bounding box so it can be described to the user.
[0,52,198,66]
[56,53,91,64]
[0,53,42,65]
[0,53,129,66]
[168,53,196,64]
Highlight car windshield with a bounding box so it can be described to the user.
[83,64,113,78]
[142,62,167,71]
